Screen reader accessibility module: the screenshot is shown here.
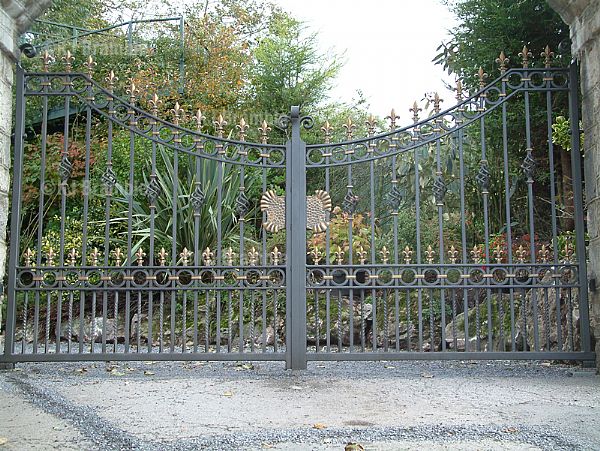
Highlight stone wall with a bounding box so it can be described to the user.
[548,0,600,370]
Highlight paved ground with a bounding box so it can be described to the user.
[0,360,599,450]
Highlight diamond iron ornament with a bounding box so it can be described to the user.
[261,190,332,233]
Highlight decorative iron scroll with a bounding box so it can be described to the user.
[261,190,332,233]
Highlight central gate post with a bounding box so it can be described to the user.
[286,106,307,370]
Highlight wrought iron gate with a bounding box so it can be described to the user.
[1,51,595,369]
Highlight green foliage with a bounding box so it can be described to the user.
[552,116,584,153]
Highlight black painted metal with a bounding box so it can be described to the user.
[1,61,595,369]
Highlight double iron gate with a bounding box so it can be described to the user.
[1,51,595,368]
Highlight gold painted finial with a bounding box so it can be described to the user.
[62,50,74,72]
[171,102,184,126]
[309,245,323,265]
[477,67,488,89]
[214,114,227,138]
[385,109,399,131]
[41,50,53,72]
[158,248,169,266]
[365,115,377,136]
[113,248,123,266]
[321,121,334,143]
[425,245,435,264]
[409,101,422,123]
[180,248,193,265]
[135,248,146,266]
[342,117,355,140]
[194,109,206,131]
[270,247,282,265]
[541,45,554,68]
[259,120,272,144]
[495,51,510,74]
[519,45,532,68]
[202,247,214,265]
[247,247,259,266]
[225,247,236,266]
[83,55,96,78]
[237,117,249,141]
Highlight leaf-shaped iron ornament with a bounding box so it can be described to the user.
[260,190,332,233]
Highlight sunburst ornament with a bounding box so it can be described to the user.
[260,190,332,233]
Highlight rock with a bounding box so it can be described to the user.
[60,317,126,343]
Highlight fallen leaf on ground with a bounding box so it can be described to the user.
[345,443,365,451]
[313,423,327,429]
[223,391,233,397]
[74,367,87,374]
[110,369,125,376]
[0,437,8,446]
[290,385,303,390]
[261,444,273,449]
[384,365,395,369]
[421,372,434,378]
[503,427,518,433]
[144,371,155,376]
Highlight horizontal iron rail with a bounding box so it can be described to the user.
[307,352,596,362]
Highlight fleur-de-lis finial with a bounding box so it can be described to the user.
[432,92,443,114]
[455,80,464,102]
[171,102,184,126]
[334,245,344,265]
[538,244,549,263]
[158,248,168,266]
[321,121,334,143]
[214,114,227,138]
[519,45,532,68]
[357,245,367,265]
[90,248,100,266]
[541,45,554,68]
[83,55,96,78]
[493,244,503,264]
[68,248,78,266]
[365,115,377,136]
[149,93,162,115]
[381,246,391,264]
[194,109,205,131]
[46,247,56,266]
[258,120,272,144]
[402,246,412,265]
[516,244,526,263]
[342,117,355,140]
[237,117,249,141]
[448,245,459,264]
[62,50,74,72]
[105,70,118,92]
[477,67,488,89]
[470,245,482,264]
[41,50,53,72]
[135,248,146,266]
[202,247,214,265]
[425,245,435,264]
[113,248,123,266]
[247,247,259,266]
[225,247,236,266]
[563,240,574,263]
[495,51,510,74]
[270,247,282,265]
[385,109,399,131]
[24,248,35,266]
[180,247,193,265]
[409,101,422,123]
[127,79,139,104]
[309,245,323,265]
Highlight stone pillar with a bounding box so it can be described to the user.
[548,0,600,370]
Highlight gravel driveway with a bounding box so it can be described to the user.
[0,360,599,450]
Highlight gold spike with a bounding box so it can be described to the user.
[563,240,574,263]
[334,245,344,265]
[519,45,532,69]
[68,248,78,266]
[83,55,96,78]
[409,101,422,123]
[113,248,123,266]
[258,120,272,144]
[135,248,146,266]
[247,247,259,266]
[171,102,184,126]
[381,246,391,264]
[357,245,367,265]
[194,109,206,131]
[477,67,488,89]
[493,244,503,264]
[470,245,482,264]
[425,245,435,264]
[62,50,74,72]
[456,80,464,102]
[224,247,236,266]
[538,244,549,263]
[149,93,162,116]
[516,244,526,263]
[46,247,56,266]
[90,248,100,266]
[41,50,53,72]
[401,246,411,265]
[385,109,399,131]
[342,117,355,140]
[448,245,459,264]
[180,248,193,266]
[495,51,510,74]
[126,79,139,104]
[105,70,118,92]
[320,121,334,143]
[202,247,213,265]
[541,45,554,68]
[270,247,282,265]
[158,247,168,266]
[237,117,249,141]
[24,248,35,266]
[214,114,227,138]
[365,115,377,136]
[432,92,443,114]
[309,245,323,265]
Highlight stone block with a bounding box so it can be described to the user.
[0,238,5,281]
